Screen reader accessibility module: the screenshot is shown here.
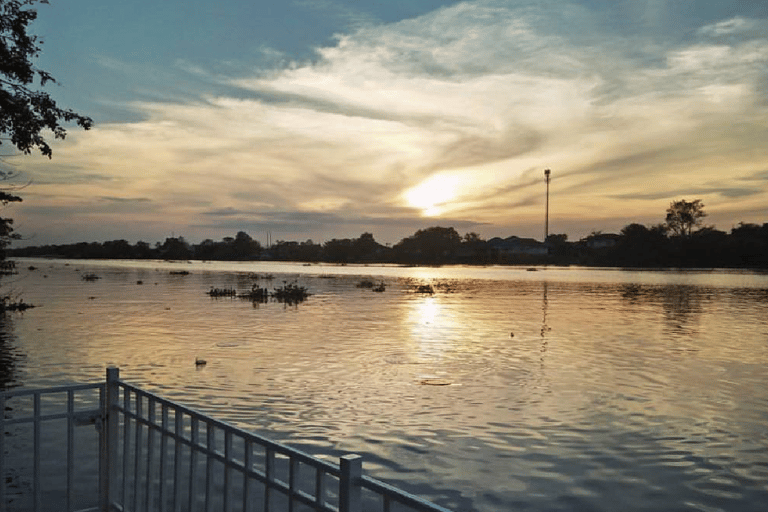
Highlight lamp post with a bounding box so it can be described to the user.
[544,169,551,241]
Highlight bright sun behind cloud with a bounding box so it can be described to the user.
[404,174,461,217]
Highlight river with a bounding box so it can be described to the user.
[2,259,768,511]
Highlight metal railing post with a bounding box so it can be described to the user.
[0,393,5,510]
[339,454,362,512]
[102,366,120,512]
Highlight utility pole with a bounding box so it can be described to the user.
[544,168,551,241]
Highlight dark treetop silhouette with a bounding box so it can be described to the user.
[1,0,92,309]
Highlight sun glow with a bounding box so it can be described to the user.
[404,174,460,216]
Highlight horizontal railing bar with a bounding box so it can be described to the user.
[2,408,102,426]
[0,382,104,398]
[360,476,454,512]
[115,381,340,474]
[282,486,339,512]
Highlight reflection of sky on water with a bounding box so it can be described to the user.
[4,259,768,512]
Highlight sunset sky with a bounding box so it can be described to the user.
[5,0,767,246]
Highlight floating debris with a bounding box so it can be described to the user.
[136,280,143,285]
[195,358,207,366]
[372,282,386,292]
[170,270,190,276]
[419,378,451,386]
[81,273,101,281]
[28,266,37,271]
[207,287,237,298]
[0,298,34,312]
[414,284,434,294]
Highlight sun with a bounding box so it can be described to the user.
[404,174,460,216]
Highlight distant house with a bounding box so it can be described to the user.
[488,236,549,256]
[583,233,620,249]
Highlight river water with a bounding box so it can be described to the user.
[2,259,768,511]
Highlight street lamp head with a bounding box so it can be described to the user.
[544,168,551,177]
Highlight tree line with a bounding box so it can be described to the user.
[8,201,768,268]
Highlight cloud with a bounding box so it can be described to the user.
[99,196,153,203]
[16,2,768,245]
[741,170,768,181]
[699,17,757,37]
[296,0,379,31]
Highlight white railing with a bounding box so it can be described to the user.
[0,381,106,512]
[1,368,453,512]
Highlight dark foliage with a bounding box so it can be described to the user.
[393,226,462,264]
[665,199,707,237]
[1,0,92,157]
[7,203,768,269]
[2,0,92,312]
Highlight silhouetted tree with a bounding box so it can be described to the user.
[158,237,192,260]
[728,222,768,267]
[134,240,154,259]
[1,0,91,308]
[613,223,669,266]
[1,0,92,156]
[323,238,353,263]
[666,199,706,237]
[394,226,462,263]
[352,232,384,261]
[232,231,261,260]
[0,189,21,274]
[460,232,491,263]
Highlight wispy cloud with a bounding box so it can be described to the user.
[16,1,768,244]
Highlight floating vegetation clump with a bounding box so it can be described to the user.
[433,281,455,293]
[272,282,309,304]
[414,284,434,294]
[356,278,386,291]
[82,273,101,281]
[1,296,34,312]
[207,287,237,298]
[1,260,16,276]
[238,285,269,303]
[206,281,309,305]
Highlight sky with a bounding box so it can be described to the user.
[3,0,767,246]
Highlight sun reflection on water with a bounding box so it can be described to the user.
[407,295,454,362]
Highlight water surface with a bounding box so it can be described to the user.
[3,259,768,511]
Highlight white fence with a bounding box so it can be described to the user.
[0,368,453,512]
